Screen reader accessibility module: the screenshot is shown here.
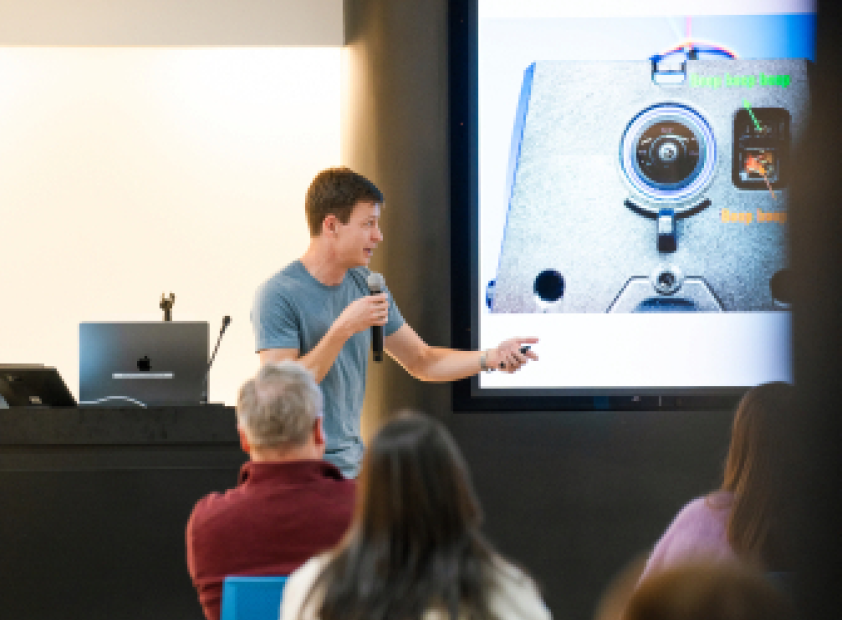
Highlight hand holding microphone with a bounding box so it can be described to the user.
[336,288,388,336]
[367,272,387,362]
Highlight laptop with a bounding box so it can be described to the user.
[0,365,77,407]
[79,322,209,406]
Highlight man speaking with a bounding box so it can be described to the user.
[251,167,537,478]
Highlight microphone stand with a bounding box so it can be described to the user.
[201,316,231,404]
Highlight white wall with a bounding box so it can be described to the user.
[0,0,343,45]
[0,47,341,405]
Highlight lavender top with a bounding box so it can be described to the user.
[640,492,737,583]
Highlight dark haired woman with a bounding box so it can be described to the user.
[638,382,794,582]
[280,412,552,620]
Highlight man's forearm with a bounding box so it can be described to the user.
[298,321,355,383]
[394,346,485,383]
[385,325,536,382]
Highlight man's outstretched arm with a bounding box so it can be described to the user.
[384,324,538,382]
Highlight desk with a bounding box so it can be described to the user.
[0,406,246,620]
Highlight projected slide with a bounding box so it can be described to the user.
[493,58,808,314]
[476,3,815,391]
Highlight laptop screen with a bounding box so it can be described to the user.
[79,322,209,406]
[0,365,76,407]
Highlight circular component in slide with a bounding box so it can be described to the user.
[620,103,716,206]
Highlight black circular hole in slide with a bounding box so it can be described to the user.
[534,270,565,303]
[769,269,792,304]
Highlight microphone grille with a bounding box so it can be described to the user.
[367,271,385,293]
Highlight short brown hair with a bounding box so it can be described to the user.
[624,561,795,620]
[305,167,384,236]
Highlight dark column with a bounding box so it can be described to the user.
[342,0,452,435]
[789,1,842,617]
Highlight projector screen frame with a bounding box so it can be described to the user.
[446,0,812,412]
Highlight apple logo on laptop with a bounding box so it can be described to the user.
[137,356,151,372]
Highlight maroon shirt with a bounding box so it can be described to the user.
[186,460,355,620]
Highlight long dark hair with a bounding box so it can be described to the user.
[304,412,501,620]
[712,382,795,568]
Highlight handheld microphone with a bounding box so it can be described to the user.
[201,315,231,404]
[366,272,385,362]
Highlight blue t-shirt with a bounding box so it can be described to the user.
[251,260,404,478]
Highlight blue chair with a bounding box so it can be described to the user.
[220,575,288,620]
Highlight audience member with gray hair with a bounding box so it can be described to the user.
[236,361,324,451]
[186,362,356,620]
